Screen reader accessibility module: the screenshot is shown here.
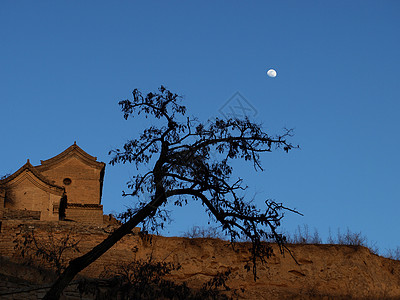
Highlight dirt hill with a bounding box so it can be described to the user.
[1,220,400,299]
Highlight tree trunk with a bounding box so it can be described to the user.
[43,201,159,300]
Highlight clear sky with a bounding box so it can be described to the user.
[1,1,399,252]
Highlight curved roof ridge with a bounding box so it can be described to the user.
[0,160,64,192]
[35,142,105,170]
[40,142,97,164]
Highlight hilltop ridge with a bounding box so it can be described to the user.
[1,220,400,299]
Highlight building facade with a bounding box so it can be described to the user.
[0,143,105,224]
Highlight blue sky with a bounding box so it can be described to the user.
[1,1,399,251]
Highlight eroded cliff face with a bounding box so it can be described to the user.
[1,220,400,299]
[119,236,400,299]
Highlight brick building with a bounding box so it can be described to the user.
[0,143,105,224]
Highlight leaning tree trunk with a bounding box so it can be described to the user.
[42,200,161,300]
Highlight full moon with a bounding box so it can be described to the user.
[267,69,277,78]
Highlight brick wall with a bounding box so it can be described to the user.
[39,157,102,206]
[65,205,103,224]
[3,173,61,221]
[0,220,140,276]
[0,256,98,300]
[0,208,41,220]
[0,188,4,208]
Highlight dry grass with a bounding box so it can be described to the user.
[183,224,400,260]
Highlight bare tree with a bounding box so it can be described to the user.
[14,228,80,275]
[182,226,225,239]
[98,256,235,299]
[44,86,299,299]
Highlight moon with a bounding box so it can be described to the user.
[267,69,277,78]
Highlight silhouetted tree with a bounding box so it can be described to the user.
[44,86,299,299]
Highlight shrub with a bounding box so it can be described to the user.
[328,227,367,246]
[385,247,400,260]
[99,257,237,299]
[14,227,80,275]
[286,224,322,244]
[182,226,225,239]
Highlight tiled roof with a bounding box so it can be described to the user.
[0,160,64,193]
[35,142,106,171]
